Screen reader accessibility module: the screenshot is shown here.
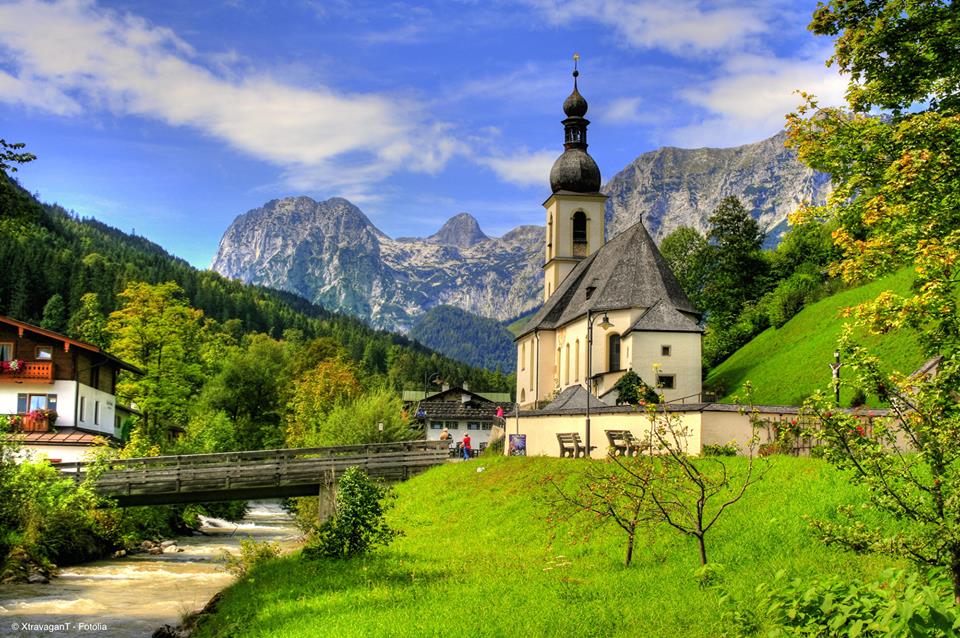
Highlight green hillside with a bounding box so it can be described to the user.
[194,456,898,638]
[410,305,516,373]
[705,267,922,406]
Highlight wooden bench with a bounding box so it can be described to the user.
[556,432,596,458]
[605,429,647,457]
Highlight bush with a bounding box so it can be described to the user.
[702,443,739,457]
[721,569,960,637]
[220,539,281,577]
[301,467,401,559]
[612,370,659,405]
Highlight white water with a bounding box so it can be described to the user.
[0,501,301,638]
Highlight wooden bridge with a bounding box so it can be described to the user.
[53,440,450,507]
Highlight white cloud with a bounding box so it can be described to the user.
[479,149,556,187]
[524,0,769,56]
[603,96,648,124]
[670,51,848,147]
[0,0,461,194]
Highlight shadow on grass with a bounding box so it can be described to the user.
[193,551,453,637]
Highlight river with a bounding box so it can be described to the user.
[0,501,301,638]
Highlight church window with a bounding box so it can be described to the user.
[564,343,570,385]
[608,333,621,372]
[657,375,676,390]
[521,342,526,370]
[661,345,672,357]
[572,211,587,256]
[575,339,580,381]
[520,389,526,403]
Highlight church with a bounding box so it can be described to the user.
[515,66,703,409]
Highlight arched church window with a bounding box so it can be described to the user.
[608,333,621,372]
[520,389,526,403]
[572,211,587,257]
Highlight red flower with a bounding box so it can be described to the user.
[855,424,865,437]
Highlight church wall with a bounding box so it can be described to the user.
[510,409,702,459]
[629,331,702,402]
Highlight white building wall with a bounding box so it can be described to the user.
[0,380,77,426]
[75,382,119,437]
[629,331,702,402]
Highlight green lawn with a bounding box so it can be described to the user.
[706,267,923,406]
[194,456,898,638]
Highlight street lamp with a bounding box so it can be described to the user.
[585,311,613,458]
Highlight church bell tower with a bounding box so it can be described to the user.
[543,55,607,302]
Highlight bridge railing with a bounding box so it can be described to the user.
[52,439,449,475]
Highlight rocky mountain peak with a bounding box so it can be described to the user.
[427,212,488,248]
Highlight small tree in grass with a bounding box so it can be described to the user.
[545,459,656,567]
[302,467,401,559]
[634,401,765,566]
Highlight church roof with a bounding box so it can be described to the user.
[519,221,699,336]
[541,384,612,413]
[623,299,703,335]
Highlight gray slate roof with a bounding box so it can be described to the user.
[624,299,703,335]
[519,221,698,336]
[541,384,612,413]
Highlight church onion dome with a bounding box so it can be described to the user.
[549,59,601,194]
[563,82,588,117]
[550,148,601,193]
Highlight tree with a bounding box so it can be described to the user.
[546,459,655,567]
[659,226,709,310]
[106,282,208,444]
[611,370,659,406]
[788,0,960,602]
[302,467,401,559]
[701,196,768,328]
[67,293,108,348]
[40,294,66,333]
[809,0,960,114]
[286,359,363,447]
[0,139,35,174]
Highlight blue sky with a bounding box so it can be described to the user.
[0,0,846,267]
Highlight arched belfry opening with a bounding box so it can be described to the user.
[572,211,587,257]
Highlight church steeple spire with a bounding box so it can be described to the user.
[549,54,601,194]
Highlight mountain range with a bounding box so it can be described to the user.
[212,131,831,336]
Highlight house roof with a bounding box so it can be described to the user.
[518,221,698,337]
[7,427,113,447]
[417,399,516,422]
[623,299,703,335]
[0,315,143,374]
[403,387,512,404]
[539,384,611,413]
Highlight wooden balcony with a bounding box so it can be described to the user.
[0,361,54,384]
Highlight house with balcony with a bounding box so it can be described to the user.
[406,385,514,454]
[0,315,142,462]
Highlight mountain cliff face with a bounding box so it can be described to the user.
[603,131,831,245]
[212,132,829,334]
[212,197,542,333]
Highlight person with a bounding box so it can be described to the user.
[439,427,450,441]
[462,433,472,460]
[496,405,504,421]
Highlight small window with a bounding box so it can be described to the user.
[661,345,672,357]
[79,396,86,422]
[35,346,53,360]
[467,422,481,430]
[657,375,676,390]
[0,342,13,361]
[446,421,460,430]
[94,400,100,426]
[28,394,48,411]
[16,393,28,414]
[520,389,526,403]
[481,423,492,430]
[430,421,444,430]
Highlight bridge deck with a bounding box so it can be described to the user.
[54,440,450,506]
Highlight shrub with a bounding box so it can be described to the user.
[721,569,960,637]
[702,443,739,457]
[612,370,659,405]
[220,539,281,577]
[301,467,401,559]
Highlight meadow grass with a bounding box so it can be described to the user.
[193,456,898,637]
[706,267,922,406]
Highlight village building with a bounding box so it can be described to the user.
[0,315,141,462]
[515,67,703,409]
[406,385,512,454]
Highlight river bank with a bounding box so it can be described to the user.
[0,502,300,638]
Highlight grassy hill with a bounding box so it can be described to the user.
[705,267,924,407]
[194,456,897,638]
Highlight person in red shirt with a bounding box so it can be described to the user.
[462,433,472,460]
